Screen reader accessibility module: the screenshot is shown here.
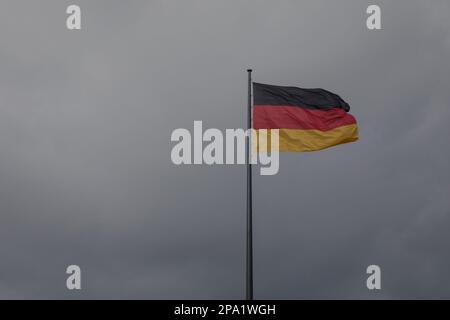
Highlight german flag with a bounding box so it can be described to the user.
[253,83,358,152]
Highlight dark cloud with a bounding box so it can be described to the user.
[0,0,449,299]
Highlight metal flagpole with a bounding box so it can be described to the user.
[246,69,253,300]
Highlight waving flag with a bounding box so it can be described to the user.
[253,83,358,152]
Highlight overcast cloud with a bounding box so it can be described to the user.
[0,0,450,299]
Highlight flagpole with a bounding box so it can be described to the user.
[246,69,253,300]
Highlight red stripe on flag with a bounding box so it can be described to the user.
[253,105,356,131]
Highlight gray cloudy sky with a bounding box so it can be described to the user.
[1,0,450,299]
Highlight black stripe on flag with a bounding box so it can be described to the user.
[253,83,350,112]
